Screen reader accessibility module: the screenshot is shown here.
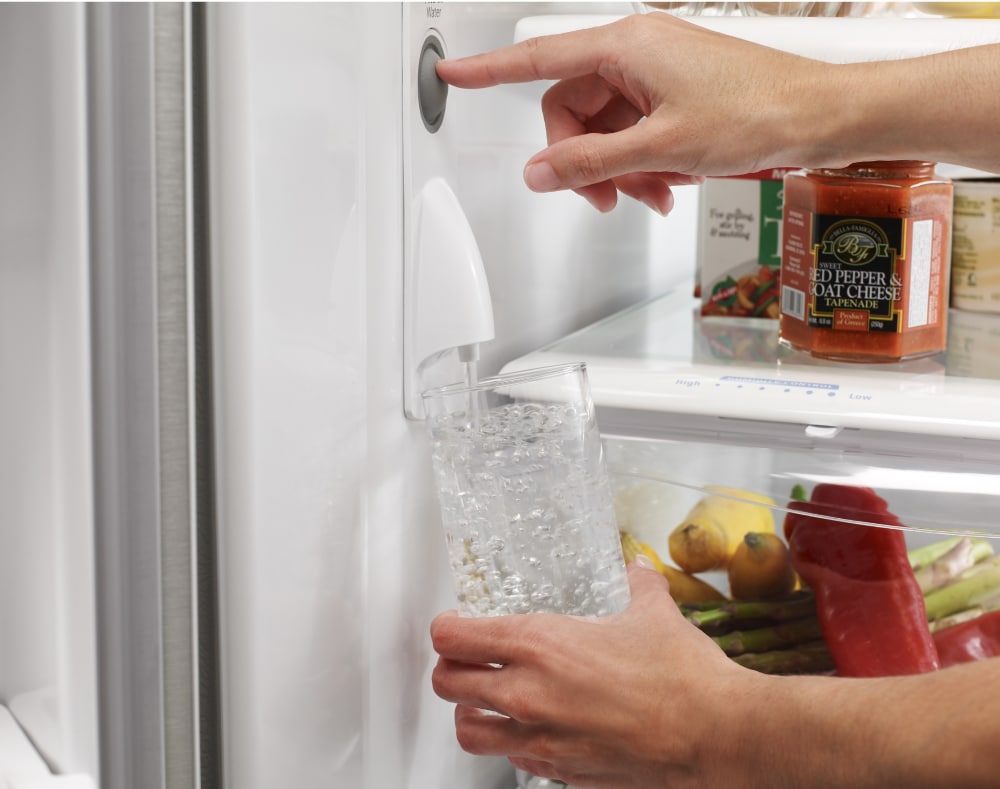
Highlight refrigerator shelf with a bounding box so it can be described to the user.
[501,283,1000,444]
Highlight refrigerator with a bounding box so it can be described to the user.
[2,3,999,789]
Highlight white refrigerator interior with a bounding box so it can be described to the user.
[0,5,98,788]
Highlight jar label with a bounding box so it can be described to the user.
[781,210,943,334]
[950,184,1000,314]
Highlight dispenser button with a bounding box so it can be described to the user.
[418,33,448,133]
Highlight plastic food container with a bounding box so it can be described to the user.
[603,435,1000,676]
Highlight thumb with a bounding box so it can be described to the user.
[626,557,675,605]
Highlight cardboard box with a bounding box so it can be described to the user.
[697,168,796,319]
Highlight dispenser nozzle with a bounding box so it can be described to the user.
[457,342,480,364]
[403,177,495,419]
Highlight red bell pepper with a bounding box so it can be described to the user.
[933,609,1000,667]
[785,484,940,677]
[784,482,891,541]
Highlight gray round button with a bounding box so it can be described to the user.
[418,34,448,133]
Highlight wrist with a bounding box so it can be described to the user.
[684,667,780,786]
[787,53,997,172]
[782,61,884,170]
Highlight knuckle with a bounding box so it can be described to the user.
[519,36,546,80]
[496,632,553,724]
[615,13,653,51]
[498,685,546,725]
[525,729,561,763]
[617,12,645,37]
[571,139,610,183]
[516,618,554,660]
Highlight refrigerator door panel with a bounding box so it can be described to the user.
[207,3,673,787]
[207,5,369,787]
[0,4,98,781]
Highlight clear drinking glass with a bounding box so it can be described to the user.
[422,362,631,617]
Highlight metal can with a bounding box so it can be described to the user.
[779,161,953,362]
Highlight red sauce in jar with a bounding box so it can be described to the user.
[780,162,953,362]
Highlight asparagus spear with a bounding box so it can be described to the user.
[923,555,1000,622]
[731,641,834,675]
[913,537,995,594]
[682,592,816,629]
[909,537,965,571]
[713,617,824,657]
[929,607,987,634]
[909,535,994,572]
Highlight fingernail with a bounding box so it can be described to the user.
[583,192,613,213]
[523,161,563,192]
[641,197,667,217]
[632,554,655,571]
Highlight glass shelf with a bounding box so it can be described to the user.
[502,283,1000,444]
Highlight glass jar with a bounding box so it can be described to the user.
[950,178,1000,314]
[779,161,953,362]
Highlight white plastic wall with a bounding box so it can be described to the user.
[207,4,368,787]
[0,3,99,782]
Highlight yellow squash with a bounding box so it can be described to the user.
[668,486,776,573]
[620,531,725,604]
[727,531,796,600]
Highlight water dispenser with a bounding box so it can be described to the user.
[403,14,495,419]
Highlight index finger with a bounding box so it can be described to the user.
[434,21,619,89]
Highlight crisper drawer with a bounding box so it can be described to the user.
[605,433,1000,678]
[500,281,1000,676]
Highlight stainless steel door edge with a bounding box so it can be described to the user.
[87,3,219,787]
